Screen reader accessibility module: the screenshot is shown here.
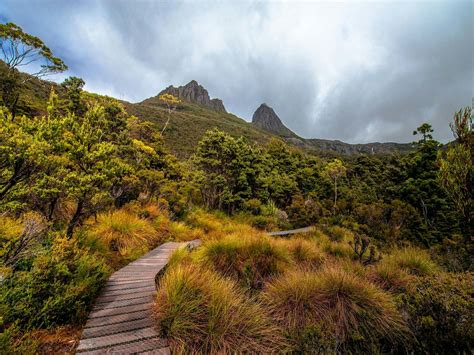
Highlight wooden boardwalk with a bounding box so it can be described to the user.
[76,225,312,354]
[76,240,199,354]
[268,226,314,236]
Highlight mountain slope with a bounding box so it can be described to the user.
[124,99,275,157]
[0,68,413,157]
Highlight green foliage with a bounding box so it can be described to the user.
[61,76,85,115]
[0,22,67,116]
[193,129,262,213]
[0,236,109,330]
[396,272,474,353]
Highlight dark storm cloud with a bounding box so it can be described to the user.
[1,0,472,143]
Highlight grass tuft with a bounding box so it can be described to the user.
[381,247,439,276]
[277,238,326,268]
[154,264,286,353]
[88,209,158,258]
[197,233,291,290]
[262,266,408,351]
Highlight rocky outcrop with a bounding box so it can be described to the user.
[251,103,295,137]
[157,80,227,112]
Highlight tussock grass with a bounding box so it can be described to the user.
[154,264,287,353]
[197,233,291,289]
[370,260,413,292]
[276,238,326,269]
[262,266,408,351]
[88,209,158,257]
[185,209,257,239]
[322,240,354,259]
[381,247,439,276]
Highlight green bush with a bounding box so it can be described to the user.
[0,236,110,330]
[397,272,474,353]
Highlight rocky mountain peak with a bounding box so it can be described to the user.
[252,103,295,137]
[158,80,226,112]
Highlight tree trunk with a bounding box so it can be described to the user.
[67,198,84,238]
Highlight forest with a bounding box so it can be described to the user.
[0,22,472,353]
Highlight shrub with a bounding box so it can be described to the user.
[154,264,286,353]
[197,234,290,290]
[0,237,110,330]
[397,272,474,353]
[88,209,158,259]
[262,267,408,352]
[248,215,277,230]
[326,225,353,242]
[0,212,46,269]
[381,247,439,276]
[242,198,262,215]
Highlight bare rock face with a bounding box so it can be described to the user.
[158,80,226,112]
[251,103,295,137]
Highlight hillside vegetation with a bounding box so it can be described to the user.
[0,23,472,353]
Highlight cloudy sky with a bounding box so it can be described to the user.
[1,0,472,143]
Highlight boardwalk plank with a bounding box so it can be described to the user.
[77,241,200,354]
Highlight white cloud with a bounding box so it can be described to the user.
[1,0,472,143]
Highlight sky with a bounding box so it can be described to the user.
[1,0,472,143]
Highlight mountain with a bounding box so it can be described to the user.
[250,102,412,155]
[0,66,413,157]
[252,103,296,137]
[146,80,227,112]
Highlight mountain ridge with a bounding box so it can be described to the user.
[0,64,413,157]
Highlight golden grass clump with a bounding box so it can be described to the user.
[197,233,291,289]
[381,247,439,276]
[321,240,355,259]
[370,260,413,292]
[154,264,286,353]
[185,209,224,233]
[185,209,257,239]
[276,238,326,269]
[262,266,408,351]
[88,209,158,257]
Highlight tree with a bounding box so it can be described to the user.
[450,107,473,148]
[438,107,473,240]
[322,159,346,213]
[158,93,181,136]
[0,22,67,117]
[193,129,261,213]
[61,76,85,115]
[413,123,434,144]
[0,107,51,205]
